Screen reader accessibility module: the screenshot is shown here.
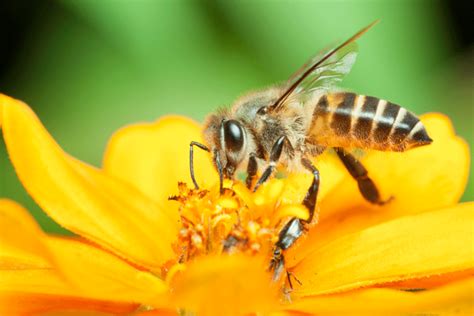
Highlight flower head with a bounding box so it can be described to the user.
[0,93,472,315]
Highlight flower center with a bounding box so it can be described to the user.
[170,181,279,260]
[164,180,310,284]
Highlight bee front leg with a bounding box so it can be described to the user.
[253,136,291,192]
[189,141,210,189]
[246,154,258,189]
[335,148,392,205]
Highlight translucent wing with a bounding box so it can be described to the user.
[270,20,378,111]
[291,41,358,95]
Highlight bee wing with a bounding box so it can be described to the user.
[270,20,379,111]
[291,41,358,95]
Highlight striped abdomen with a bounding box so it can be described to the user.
[310,92,432,152]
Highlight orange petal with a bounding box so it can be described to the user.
[0,94,177,269]
[46,236,168,305]
[291,203,474,296]
[279,151,347,207]
[384,269,474,289]
[0,200,76,300]
[0,292,137,315]
[1,268,136,314]
[288,278,474,315]
[320,113,470,218]
[103,115,218,206]
[1,267,76,296]
[0,199,51,269]
[170,254,278,316]
[134,310,178,316]
[0,197,168,306]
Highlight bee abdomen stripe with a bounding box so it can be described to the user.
[408,120,431,143]
[310,92,431,151]
[331,92,356,136]
[353,95,378,140]
[390,110,419,145]
[373,102,400,143]
[313,95,329,117]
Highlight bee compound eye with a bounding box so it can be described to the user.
[223,120,244,152]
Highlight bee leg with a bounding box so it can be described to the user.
[214,150,224,194]
[269,161,319,288]
[246,154,258,189]
[270,217,304,280]
[253,136,289,192]
[301,158,321,223]
[269,246,285,281]
[189,141,210,189]
[335,148,392,205]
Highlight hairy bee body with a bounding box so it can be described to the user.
[191,21,433,283]
[204,89,431,176]
[204,87,313,174]
[309,92,432,152]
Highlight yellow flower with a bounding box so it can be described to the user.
[0,93,472,315]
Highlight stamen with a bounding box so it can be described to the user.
[169,179,307,288]
[165,263,187,285]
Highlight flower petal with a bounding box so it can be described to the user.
[46,236,168,305]
[0,94,177,269]
[0,292,137,315]
[291,203,474,296]
[1,268,75,295]
[134,310,178,316]
[103,115,218,204]
[170,254,278,316]
[320,113,469,218]
[0,197,168,306]
[275,151,347,211]
[0,199,51,269]
[288,278,474,315]
[1,262,136,314]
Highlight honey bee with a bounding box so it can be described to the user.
[188,20,432,281]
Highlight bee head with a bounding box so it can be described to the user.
[220,119,246,177]
[203,113,248,179]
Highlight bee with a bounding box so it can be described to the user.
[188,20,432,281]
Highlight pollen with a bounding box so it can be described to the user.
[166,180,310,282]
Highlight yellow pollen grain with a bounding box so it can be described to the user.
[247,221,261,240]
[170,181,309,272]
[217,196,239,209]
[191,234,203,249]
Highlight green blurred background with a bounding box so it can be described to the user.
[1,1,472,233]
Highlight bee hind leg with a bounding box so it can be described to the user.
[335,148,392,205]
